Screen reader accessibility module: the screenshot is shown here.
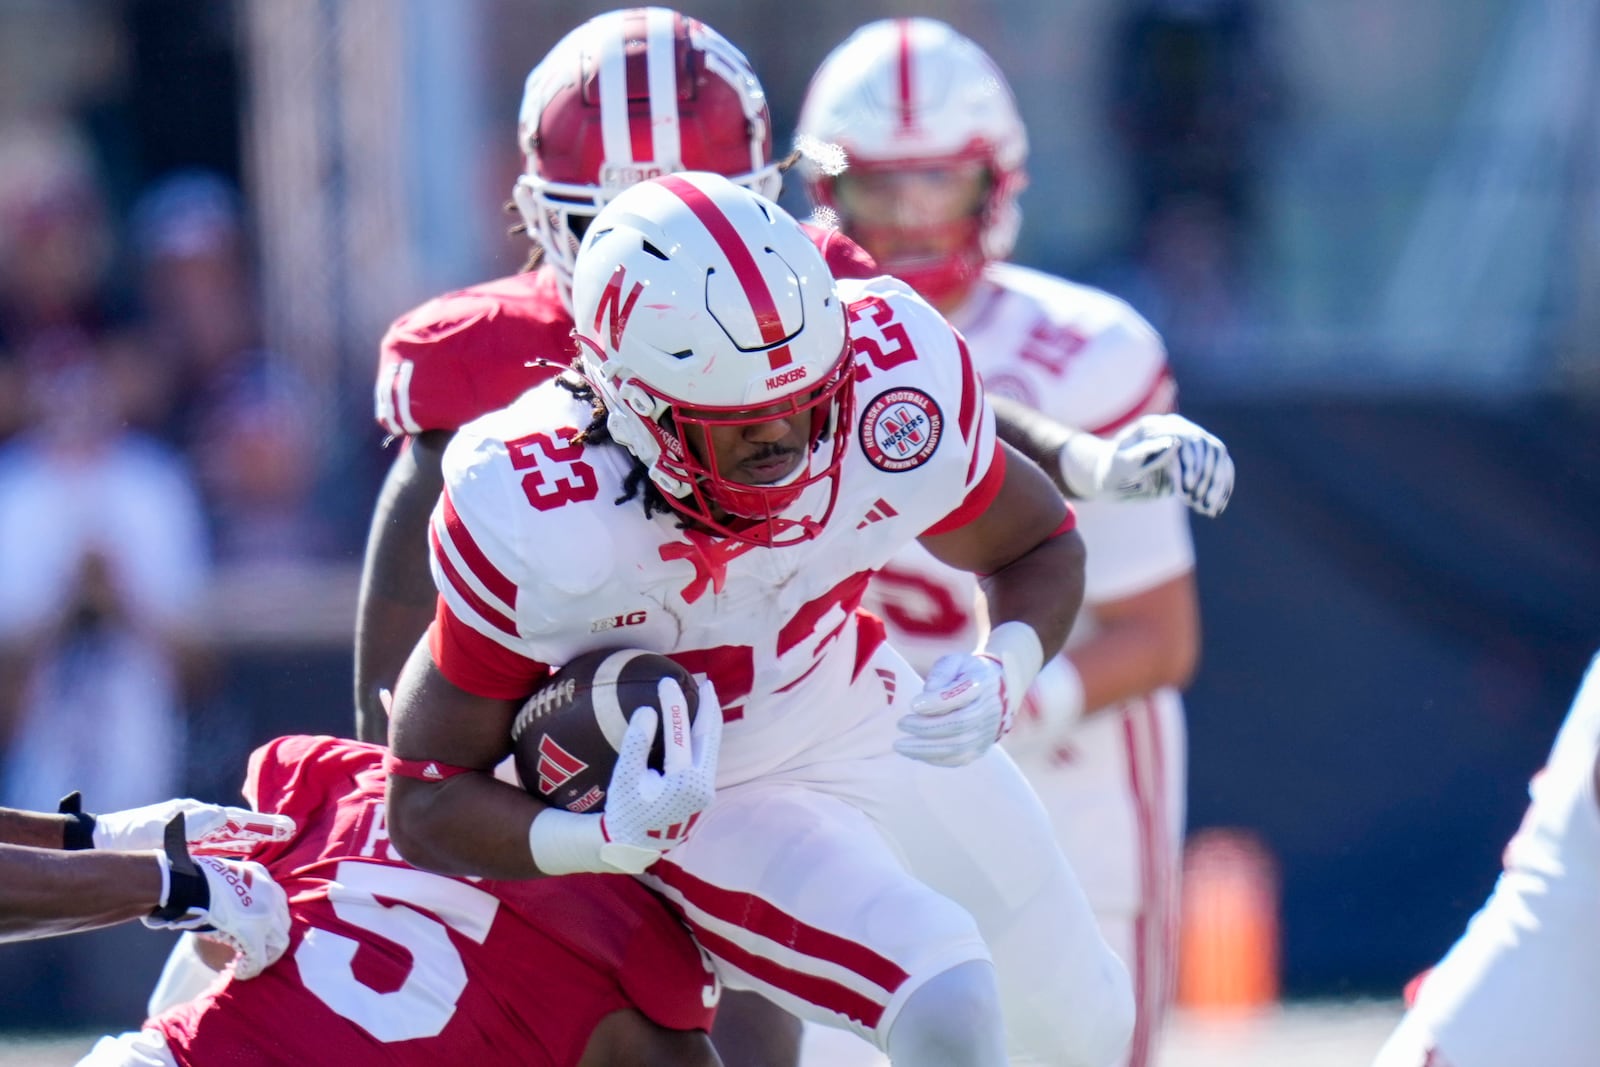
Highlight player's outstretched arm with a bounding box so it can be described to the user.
[0,795,293,854]
[1,812,290,978]
[991,395,1233,516]
[0,843,168,940]
[354,429,453,743]
[898,441,1085,767]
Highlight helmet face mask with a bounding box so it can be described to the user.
[831,157,993,304]
[514,8,782,312]
[624,352,855,545]
[797,18,1029,309]
[572,172,853,548]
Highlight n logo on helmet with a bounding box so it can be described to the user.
[595,267,645,349]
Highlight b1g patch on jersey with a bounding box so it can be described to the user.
[860,388,943,472]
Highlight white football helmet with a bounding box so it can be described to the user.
[571,172,853,547]
[797,18,1028,307]
[514,8,782,311]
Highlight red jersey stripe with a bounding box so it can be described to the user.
[955,332,982,443]
[431,521,518,637]
[441,490,518,611]
[681,918,889,1030]
[924,445,1007,537]
[652,860,912,996]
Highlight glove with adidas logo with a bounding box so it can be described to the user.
[142,814,291,980]
[528,677,722,875]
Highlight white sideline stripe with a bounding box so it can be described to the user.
[433,514,516,621]
[592,649,635,752]
[646,878,897,1008]
[596,18,632,165]
[645,7,681,167]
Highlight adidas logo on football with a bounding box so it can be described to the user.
[856,497,900,530]
[536,735,589,796]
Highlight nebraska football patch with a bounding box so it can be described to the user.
[859,388,943,472]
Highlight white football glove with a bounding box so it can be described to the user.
[896,622,1044,768]
[141,816,291,980]
[87,797,296,855]
[1169,418,1234,518]
[529,677,722,875]
[1058,414,1233,517]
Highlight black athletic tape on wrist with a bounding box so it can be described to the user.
[149,813,211,922]
[57,791,97,851]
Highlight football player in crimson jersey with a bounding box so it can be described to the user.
[355,7,879,747]
[384,172,1135,1067]
[1370,653,1600,1067]
[795,19,1233,1067]
[83,735,722,1067]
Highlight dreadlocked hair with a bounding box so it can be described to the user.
[555,369,679,521]
[506,199,546,273]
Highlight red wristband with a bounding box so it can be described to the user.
[384,753,477,782]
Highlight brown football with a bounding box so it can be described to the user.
[510,647,699,813]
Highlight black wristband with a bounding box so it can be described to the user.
[57,791,97,851]
[149,814,211,922]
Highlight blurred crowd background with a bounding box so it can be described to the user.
[0,0,1594,1036]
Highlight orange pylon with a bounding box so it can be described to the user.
[1176,827,1280,1014]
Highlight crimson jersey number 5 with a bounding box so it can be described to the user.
[505,429,599,511]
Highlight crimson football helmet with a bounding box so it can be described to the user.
[514,8,782,311]
[571,172,853,548]
[796,18,1028,308]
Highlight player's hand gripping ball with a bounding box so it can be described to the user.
[511,648,701,814]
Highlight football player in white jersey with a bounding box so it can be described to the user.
[796,19,1231,1066]
[1370,652,1600,1067]
[383,171,1137,1067]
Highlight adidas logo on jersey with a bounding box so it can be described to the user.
[856,498,900,529]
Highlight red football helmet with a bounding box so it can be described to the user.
[797,18,1028,310]
[514,8,782,312]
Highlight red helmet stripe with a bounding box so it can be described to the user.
[596,14,634,164]
[657,174,794,370]
[646,8,684,167]
[623,10,653,164]
[896,19,916,130]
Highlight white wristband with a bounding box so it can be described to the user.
[980,620,1045,698]
[1058,432,1113,500]
[1019,654,1087,743]
[527,808,606,876]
